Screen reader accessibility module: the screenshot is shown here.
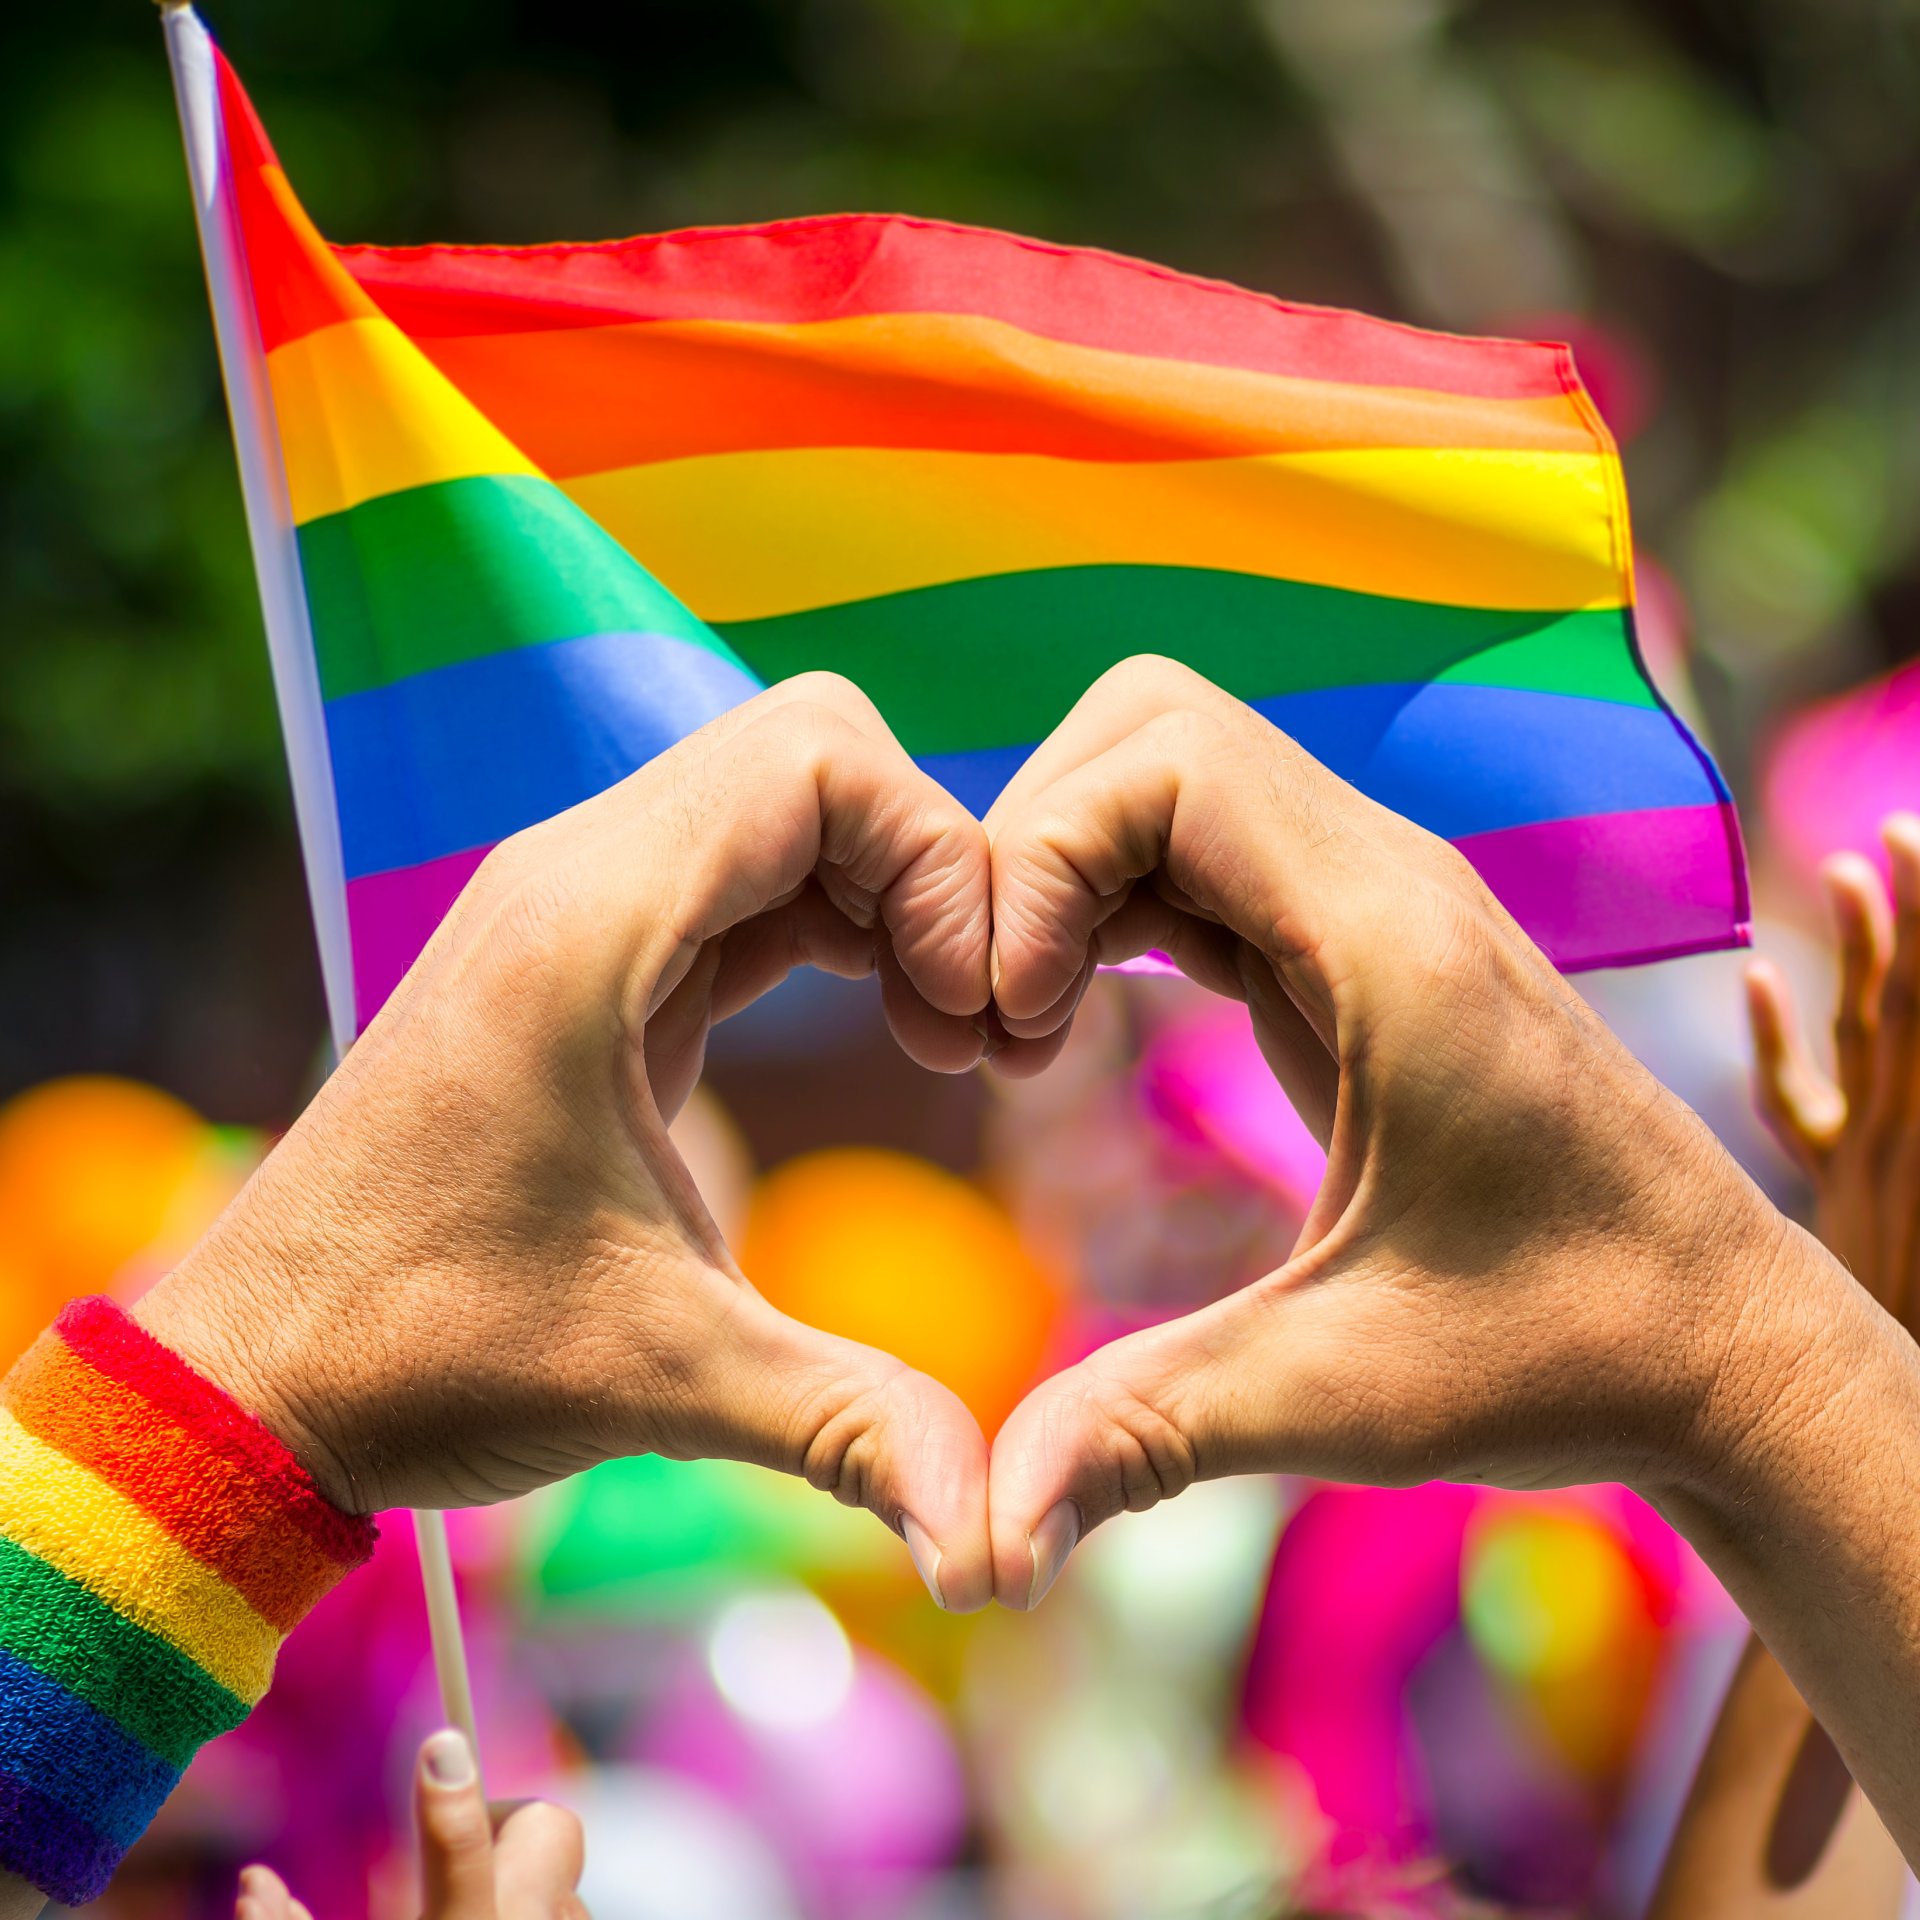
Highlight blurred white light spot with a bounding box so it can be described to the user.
[569,1766,802,1920]
[1081,1475,1289,1658]
[708,1589,853,1731]
[1028,1702,1175,1842]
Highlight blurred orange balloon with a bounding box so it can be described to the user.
[0,1247,55,1381]
[0,1078,212,1351]
[740,1148,1064,1435]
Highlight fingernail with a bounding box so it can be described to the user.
[901,1514,947,1610]
[1026,1499,1081,1610]
[422,1728,475,1788]
[990,938,1003,999]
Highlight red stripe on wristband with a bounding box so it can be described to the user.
[50,1298,374,1569]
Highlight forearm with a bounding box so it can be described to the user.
[1650,1633,1905,1918]
[1657,1224,1920,1871]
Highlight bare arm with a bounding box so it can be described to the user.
[1649,1638,1905,1919]
[978,660,1920,1860]
[0,675,1000,1910]
[1652,817,1920,1914]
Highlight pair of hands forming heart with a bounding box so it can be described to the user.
[137,657,1809,1616]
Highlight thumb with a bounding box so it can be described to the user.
[416,1731,497,1920]
[695,1292,994,1613]
[489,1801,586,1920]
[985,1276,1363,1609]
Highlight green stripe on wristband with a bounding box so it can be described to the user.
[0,1537,249,1772]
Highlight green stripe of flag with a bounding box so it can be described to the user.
[298,473,740,702]
[0,1536,249,1772]
[295,473,1654,743]
[720,569,1652,754]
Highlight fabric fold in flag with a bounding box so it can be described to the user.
[202,37,1746,1032]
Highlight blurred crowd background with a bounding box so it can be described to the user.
[3,0,1920,1915]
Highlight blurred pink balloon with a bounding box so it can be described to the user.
[1632,553,1692,695]
[636,1640,966,1919]
[1764,659,1920,892]
[1239,1481,1726,1903]
[1504,313,1660,445]
[1242,1483,1480,1877]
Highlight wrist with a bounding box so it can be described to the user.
[0,1297,375,1903]
[1648,1213,1898,1543]
[133,1222,362,1518]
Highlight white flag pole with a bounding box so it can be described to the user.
[158,0,481,1774]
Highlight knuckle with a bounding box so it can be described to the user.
[768,670,887,733]
[777,668,867,707]
[1095,652,1210,703]
[1079,1369,1198,1514]
[1135,703,1226,760]
[779,668,871,714]
[753,696,857,763]
[797,1367,907,1517]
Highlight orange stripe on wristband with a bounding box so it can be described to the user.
[5,1342,349,1633]
[0,1410,281,1703]
[53,1299,371,1569]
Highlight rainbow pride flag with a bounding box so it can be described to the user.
[173,19,1746,1040]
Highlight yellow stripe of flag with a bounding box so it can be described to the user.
[562,444,1626,623]
[269,316,539,525]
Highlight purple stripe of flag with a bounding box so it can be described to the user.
[346,843,496,1028]
[1456,801,1750,972]
[343,800,1748,1031]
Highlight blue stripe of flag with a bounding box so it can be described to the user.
[325,628,1723,881]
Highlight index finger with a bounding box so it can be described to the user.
[505,674,994,1034]
[982,654,1257,839]
[986,659,1434,1030]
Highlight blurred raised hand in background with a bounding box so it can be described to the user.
[234,1732,587,1920]
[1649,811,1920,1918]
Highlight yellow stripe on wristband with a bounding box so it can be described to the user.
[0,1411,281,1703]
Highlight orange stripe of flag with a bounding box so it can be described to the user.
[408,311,1594,478]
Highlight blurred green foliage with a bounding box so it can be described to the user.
[2,0,1919,1100]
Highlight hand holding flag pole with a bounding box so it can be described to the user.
[157,0,483,1777]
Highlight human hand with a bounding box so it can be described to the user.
[136,674,996,1609]
[234,1732,586,1920]
[1745,816,1920,1326]
[980,656,1816,1606]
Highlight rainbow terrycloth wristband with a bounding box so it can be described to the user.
[0,1297,377,1903]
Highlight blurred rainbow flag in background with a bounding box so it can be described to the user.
[168,11,1747,1044]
